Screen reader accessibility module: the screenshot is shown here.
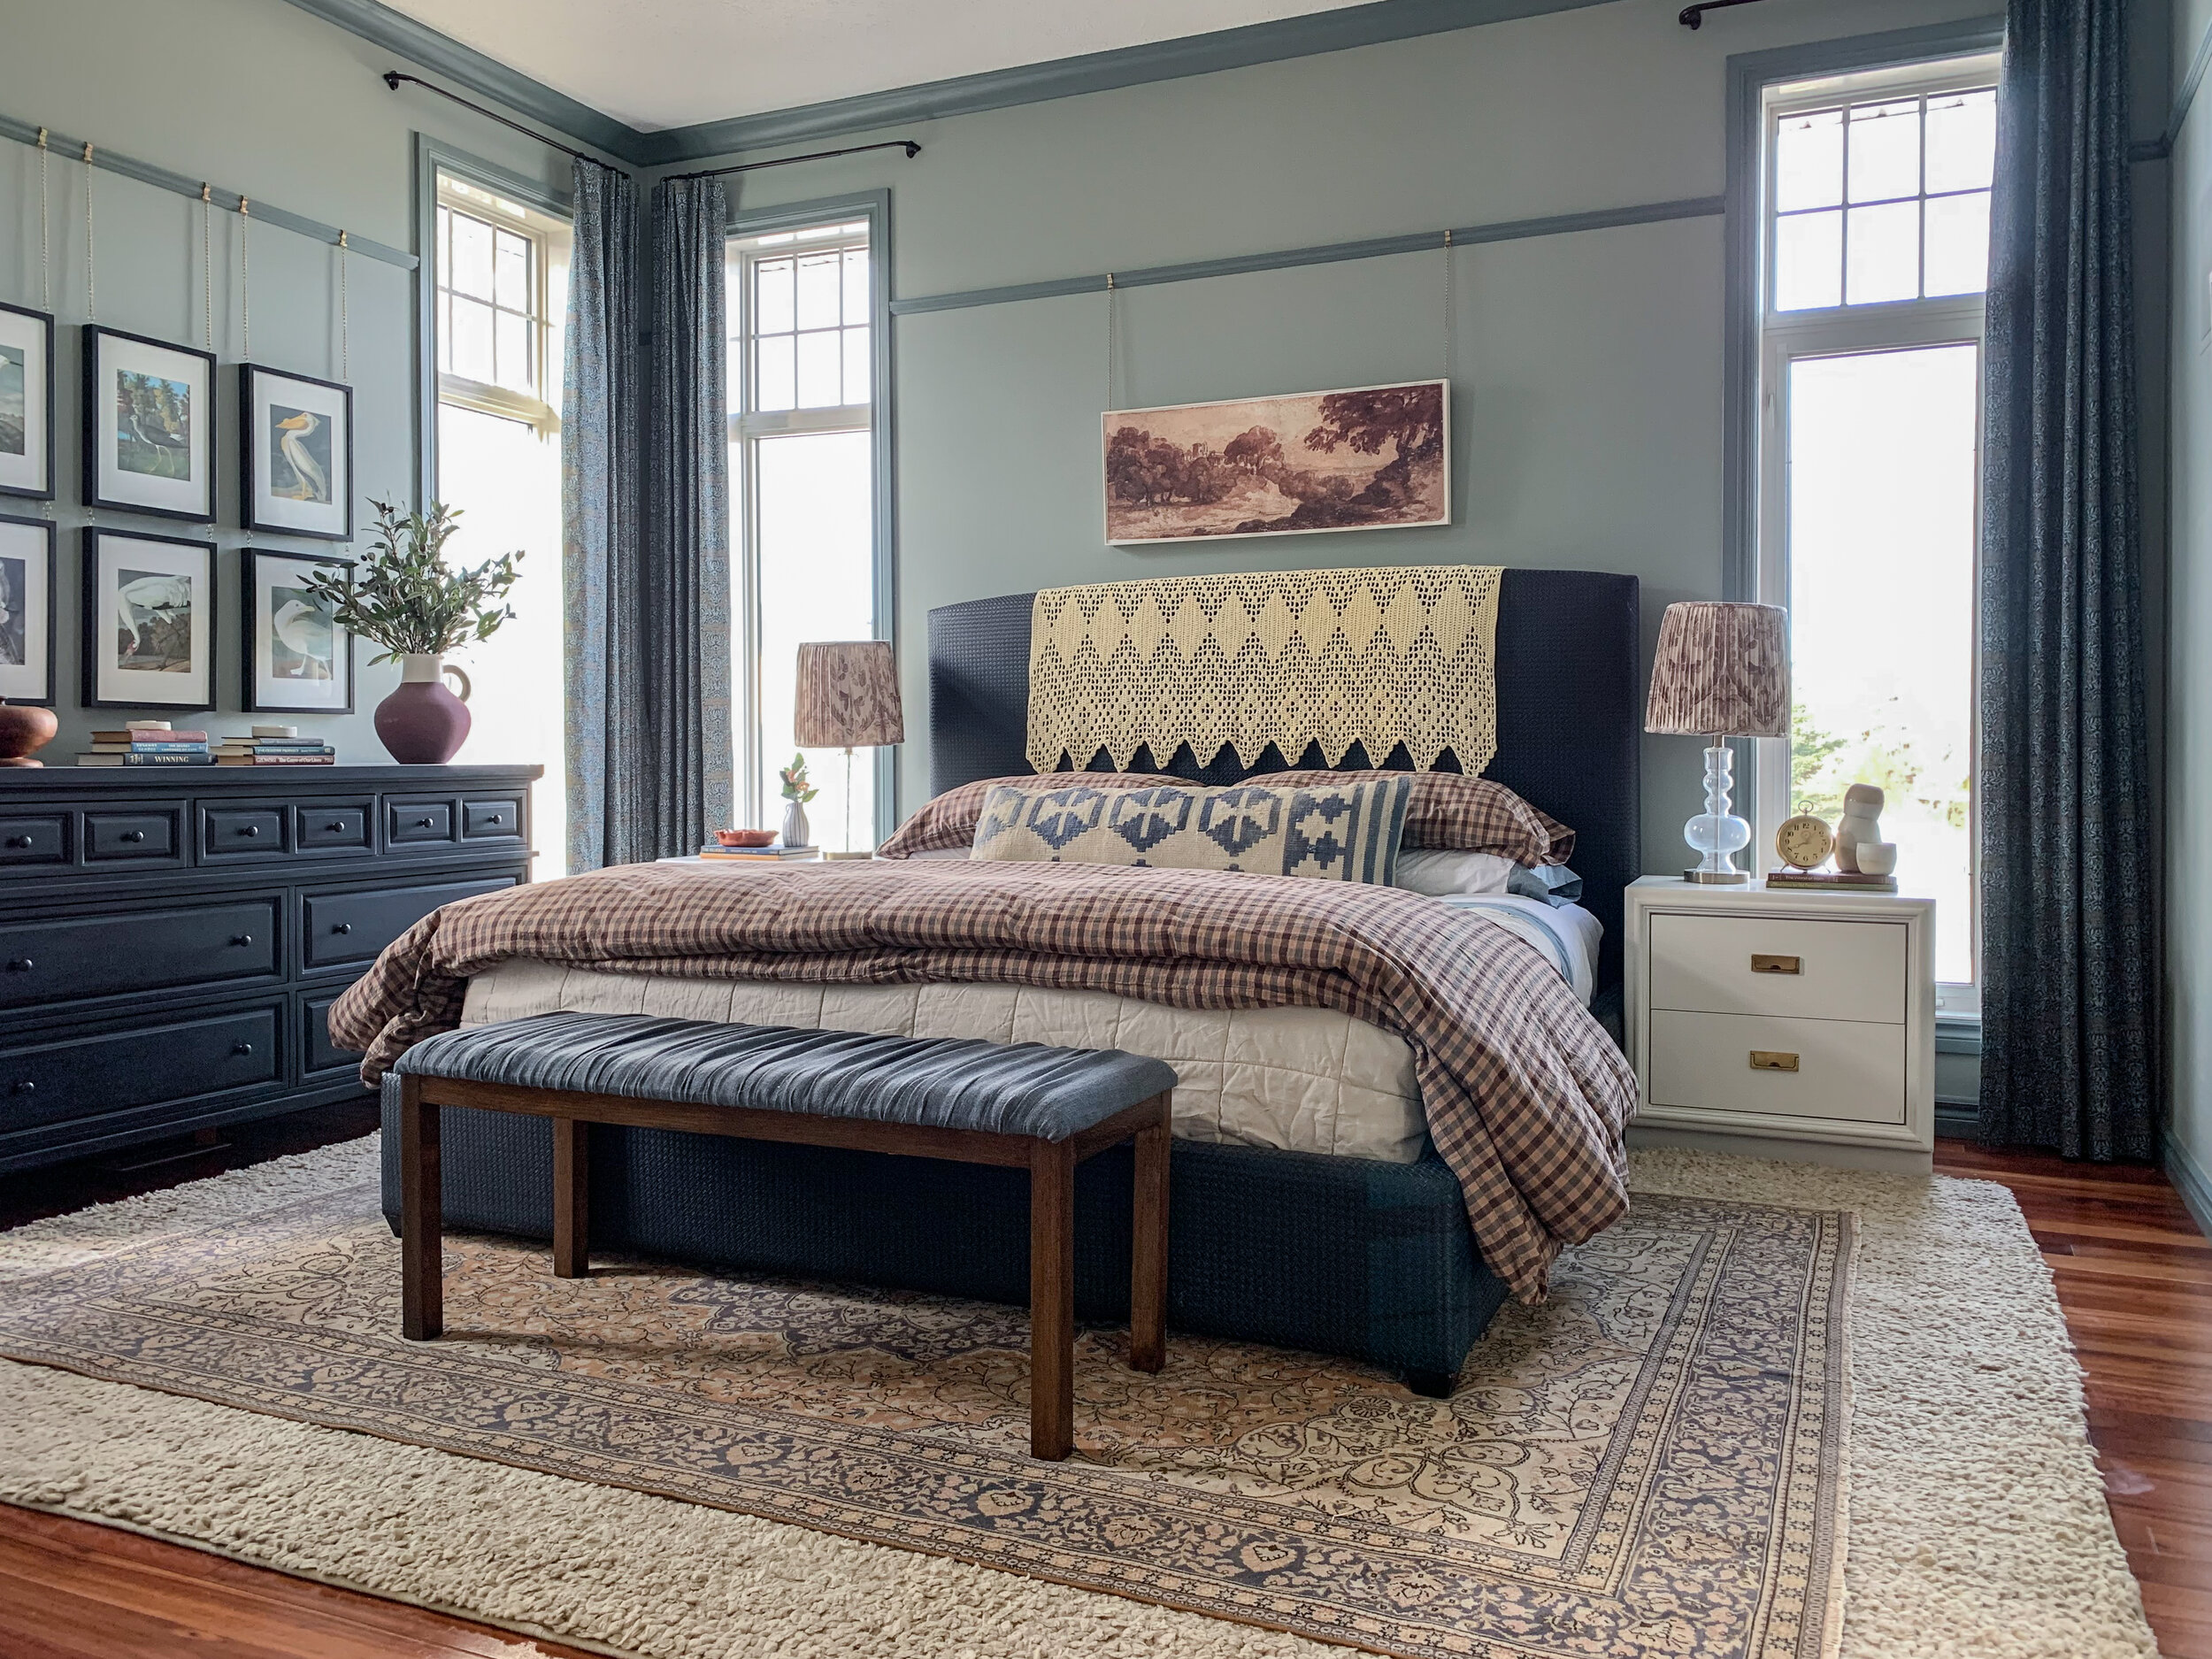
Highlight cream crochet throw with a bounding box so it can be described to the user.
[1026,565,1503,773]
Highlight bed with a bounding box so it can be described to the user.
[365,567,1641,1390]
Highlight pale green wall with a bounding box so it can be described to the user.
[0,0,586,760]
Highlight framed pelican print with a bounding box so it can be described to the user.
[242,548,353,713]
[241,365,352,540]
[81,528,216,710]
[0,301,55,502]
[82,326,216,523]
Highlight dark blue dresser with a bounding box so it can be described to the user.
[0,763,539,1172]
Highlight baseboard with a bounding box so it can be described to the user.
[1934,1102,1978,1140]
[2165,1130,2212,1240]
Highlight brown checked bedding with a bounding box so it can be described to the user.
[330,857,1636,1302]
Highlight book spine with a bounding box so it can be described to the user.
[124,742,213,754]
[222,755,336,765]
[83,752,219,766]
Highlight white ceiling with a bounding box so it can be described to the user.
[383,0,1380,134]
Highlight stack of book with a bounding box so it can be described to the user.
[216,726,336,765]
[76,724,214,766]
[697,841,817,862]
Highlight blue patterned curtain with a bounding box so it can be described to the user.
[561,158,649,870]
[646,177,733,855]
[1977,0,2154,1160]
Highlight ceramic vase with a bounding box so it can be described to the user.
[0,699,58,767]
[781,800,810,849]
[375,653,473,764]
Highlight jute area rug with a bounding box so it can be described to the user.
[0,1141,2157,1659]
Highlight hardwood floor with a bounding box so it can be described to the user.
[0,1126,2203,1655]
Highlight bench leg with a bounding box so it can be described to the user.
[1029,1139,1076,1461]
[552,1117,590,1279]
[398,1076,443,1341]
[1129,1093,1169,1374]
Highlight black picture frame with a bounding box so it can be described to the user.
[241,547,355,715]
[81,527,218,711]
[0,511,58,705]
[240,364,354,541]
[0,301,56,503]
[81,325,218,524]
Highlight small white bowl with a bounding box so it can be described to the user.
[1854,841,1898,876]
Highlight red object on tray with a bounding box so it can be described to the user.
[714,828,778,847]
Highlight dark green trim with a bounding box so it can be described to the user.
[2162,17,2212,159]
[278,0,643,161]
[890,196,1724,318]
[2169,1130,2212,1240]
[1934,1102,1978,1137]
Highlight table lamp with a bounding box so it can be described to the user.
[1644,601,1789,884]
[795,640,905,856]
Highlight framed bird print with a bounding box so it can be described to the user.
[0,301,55,502]
[81,528,216,710]
[241,365,352,540]
[83,326,216,523]
[0,513,56,704]
[242,548,353,713]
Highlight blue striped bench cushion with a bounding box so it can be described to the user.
[388,1010,1179,1142]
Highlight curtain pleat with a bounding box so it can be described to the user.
[1977,0,2155,1160]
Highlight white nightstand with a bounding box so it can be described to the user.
[1624,875,1936,1173]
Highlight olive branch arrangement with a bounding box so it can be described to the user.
[297,499,522,664]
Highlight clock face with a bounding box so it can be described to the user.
[1775,814,1834,871]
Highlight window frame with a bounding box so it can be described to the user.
[434,179,563,435]
[724,190,896,836]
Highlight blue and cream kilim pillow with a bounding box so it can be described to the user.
[967,778,1410,883]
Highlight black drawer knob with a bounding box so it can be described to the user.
[232,1041,254,1056]
[239,825,261,838]
[488,813,503,825]
[333,922,353,935]
[4,959,30,972]
[4,835,29,849]
[416,816,435,828]
[121,830,145,844]
[326,820,346,833]
[10,1081,32,1095]
[231,933,253,947]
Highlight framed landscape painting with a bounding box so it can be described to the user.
[0,302,55,502]
[0,513,55,705]
[242,548,353,713]
[241,365,352,540]
[81,528,216,710]
[83,326,216,523]
[1103,380,1448,545]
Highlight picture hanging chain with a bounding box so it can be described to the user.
[338,230,349,382]
[238,197,251,362]
[81,142,94,322]
[200,185,213,351]
[1441,228,1455,380]
[1104,272,1118,412]
[35,128,49,313]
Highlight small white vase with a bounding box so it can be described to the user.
[781,800,810,848]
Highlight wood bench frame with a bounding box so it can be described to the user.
[395,1073,1171,1460]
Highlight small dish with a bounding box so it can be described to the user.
[715,828,778,848]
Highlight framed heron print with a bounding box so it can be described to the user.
[81,527,216,710]
[83,326,216,523]
[0,301,55,502]
[242,365,352,540]
[241,548,353,713]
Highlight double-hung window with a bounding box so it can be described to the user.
[1752,54,1997,1010]
[726,209,887,849]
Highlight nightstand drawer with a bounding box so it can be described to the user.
[1647,1010,1906,1125]
[1647,913,1907,1025]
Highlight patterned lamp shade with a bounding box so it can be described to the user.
[1643,602,1790,739]
[795,641,905,749]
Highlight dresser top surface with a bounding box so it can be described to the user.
[0,764,544,794]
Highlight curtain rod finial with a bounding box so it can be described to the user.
[382,71,403,90]
[903,142,920,158]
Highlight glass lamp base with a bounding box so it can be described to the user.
[1680,746,1752,884]
[1682,864,1753,885]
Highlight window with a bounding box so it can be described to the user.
[1753,55,1997,1009]
[430,168,570,875]
[726,212,885,850]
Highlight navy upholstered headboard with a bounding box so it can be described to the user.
[925,568,1641,991]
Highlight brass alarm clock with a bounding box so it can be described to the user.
[1774,813,1835,871]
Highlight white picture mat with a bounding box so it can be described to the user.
[248,370,349,534]
[0,520,49,701]
[250,552,350,710]
[91,533,211,707]
[0,311,49,495]
[93,334,211,517]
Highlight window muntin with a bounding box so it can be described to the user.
[434,175,564,433]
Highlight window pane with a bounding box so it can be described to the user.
[795,251,842,330]
[1847,99,1921,203]
[1774,211,1842,311]
[494,229,530,311]
[1775,109,1843,211]
[436,205,451,291]
[436,292,452,374]
[495,309,531,394]
[1923,190,1991,296]
[755,334,795,412]
[450,295,495,382]
[1786,344,1978,983]
[842,326,872,404]
[795,329,841,408]
[842,248,870,324]
[1845,200,1919,303]
[449,211,495,301]
[755,257,795,334]
[754,431,876,851]
[1924,89,1996,193]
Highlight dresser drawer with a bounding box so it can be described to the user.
[296,803,371,851]
[84,807,180,861]
[0,816,67,865]
[1647,1010,1906,1126]
[0,1004,280,1133]
[388,799,455,843]
[201,804,288,856]
[462,797,522,840]
[303,878,515,970]
[0,901,278,1009]
[1647,913,1907,1025]
[302,987,362,1075]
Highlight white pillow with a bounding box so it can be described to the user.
[1391,848,1515,898]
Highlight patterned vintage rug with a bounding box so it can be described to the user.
[0,1172,1851,1659]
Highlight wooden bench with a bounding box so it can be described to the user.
[388,1010,1175,1460]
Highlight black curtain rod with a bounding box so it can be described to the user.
[666,140,922,181]
[384,72,606,165]
[1679,0,1768,27]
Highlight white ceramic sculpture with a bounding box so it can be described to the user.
[1834,784,1885,874]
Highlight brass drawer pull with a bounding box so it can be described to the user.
[1751,954,1801,975]
[1749,1050,1801,1072]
